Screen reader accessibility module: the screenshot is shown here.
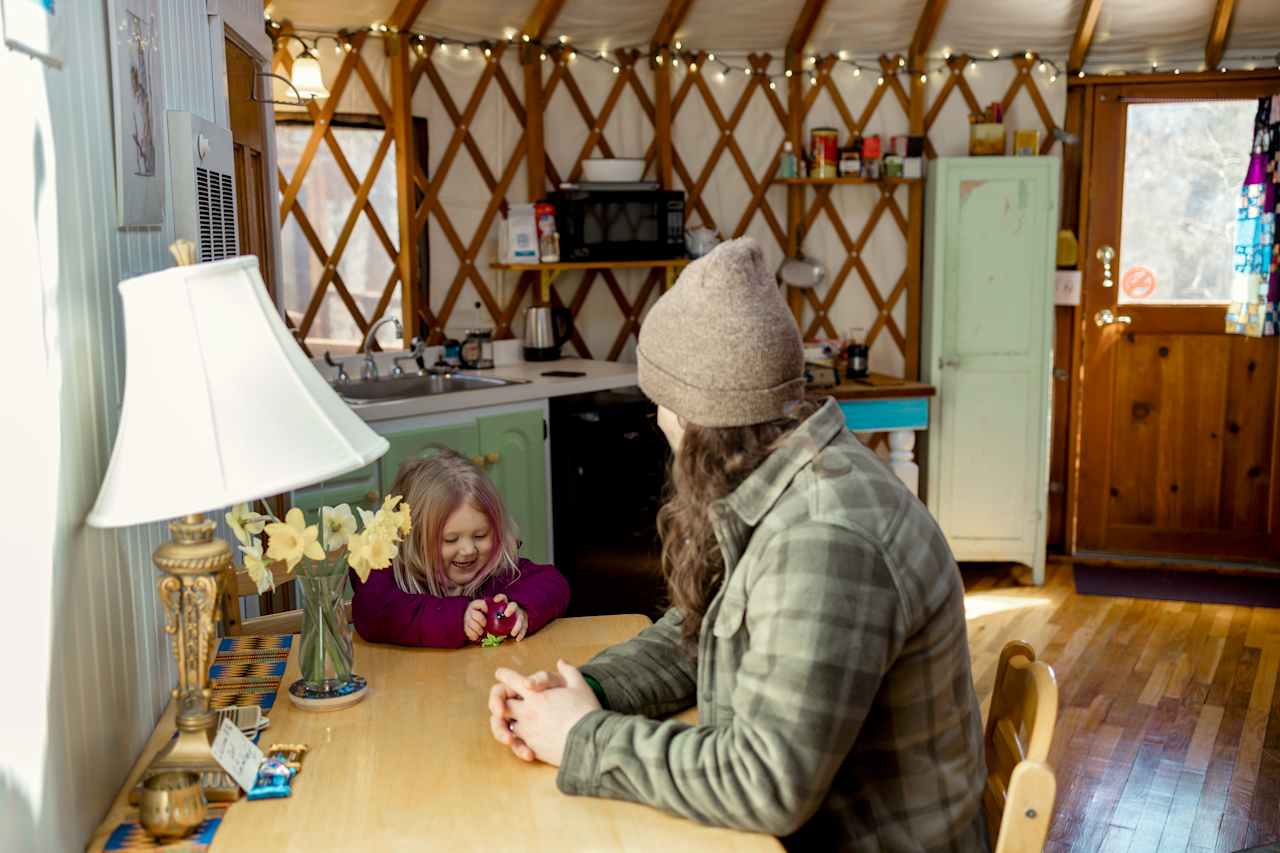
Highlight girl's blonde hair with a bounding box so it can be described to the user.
[388,449,520,597]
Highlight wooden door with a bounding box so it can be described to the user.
[924,157,1058,583]
[1076,79,1280,562]
[478,409,550,564]
[225,36,276,297]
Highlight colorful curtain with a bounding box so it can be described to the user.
[1226,95,1280,336]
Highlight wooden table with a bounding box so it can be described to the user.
[88,616,780,852]
[822,373,937,496]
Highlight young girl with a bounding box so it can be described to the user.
[350,450,569,647]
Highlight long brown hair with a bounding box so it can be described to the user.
[657,399,820,645]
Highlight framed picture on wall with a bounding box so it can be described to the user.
[108,0,165,227]
[1,0,63,67]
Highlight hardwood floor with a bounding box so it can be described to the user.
[964,560,1280,852]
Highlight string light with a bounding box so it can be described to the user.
[876,75,884,85]
[483,46,491,58]
[707,52,715,62]
[989,48,1000,58]
[540,51,547,61]
[1173,68,1181,74]
[521,33,530,42]
[460,45,470,57]
[611,64,620,74]
[919,73,927,83]
[897,56,905,67]
[674,40,682,50]
[1024,51,1033,60]
[785,69,793,77]
[689,62,697,71]
[769,80,777,90]
[558,34,568,44]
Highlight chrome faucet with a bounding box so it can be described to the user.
[361,316,403,381]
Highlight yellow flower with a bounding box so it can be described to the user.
[264,507,325,571]
[239,539,275,595]
[321,504,357,551]
[347,527,399,583]
[225,503,268,546]
[391,500,412,537]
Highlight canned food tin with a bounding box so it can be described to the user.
[810,128,838,179]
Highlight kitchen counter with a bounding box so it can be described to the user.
[335,357,638,423]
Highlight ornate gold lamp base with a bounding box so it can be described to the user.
[142,514,240,802]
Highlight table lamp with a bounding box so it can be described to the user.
[87,249,388,796]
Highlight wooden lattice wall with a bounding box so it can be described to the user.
[273,29,1063,374]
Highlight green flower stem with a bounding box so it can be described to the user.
[297,555,355,689]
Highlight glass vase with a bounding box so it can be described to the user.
[287,557,367,710]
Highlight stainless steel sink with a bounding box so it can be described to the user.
[336,372,527,404]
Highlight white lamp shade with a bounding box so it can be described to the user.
[88,257,388,529]
[290,54,329,100]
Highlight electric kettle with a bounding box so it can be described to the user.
[523,305,574,361]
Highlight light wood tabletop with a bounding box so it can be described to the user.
[88,615,781,852]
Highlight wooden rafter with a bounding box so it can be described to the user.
[1068,0,1104,73]
[521,0,567,42]
[785,0,829,72]
[908,0,949,72]
[387,0,431,31]
[1206,0,1237,70]
[650,0,695,54]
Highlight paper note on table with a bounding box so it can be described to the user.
[211,717,265,792]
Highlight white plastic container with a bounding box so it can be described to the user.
[581,158,645,182]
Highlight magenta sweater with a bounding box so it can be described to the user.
[349,558,570,648]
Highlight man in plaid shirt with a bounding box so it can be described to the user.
[489,239,986,851]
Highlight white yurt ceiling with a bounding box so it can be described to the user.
[269,0,1279,72]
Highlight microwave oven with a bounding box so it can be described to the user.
[549,189,686,262]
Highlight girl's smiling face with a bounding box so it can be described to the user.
[439,501,493,589]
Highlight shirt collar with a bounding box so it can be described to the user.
[719,398,846,527]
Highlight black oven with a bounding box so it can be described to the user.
[549,189,686,262]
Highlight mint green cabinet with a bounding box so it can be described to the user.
[478,409,549,564]
[290,462,381,524]
[379,422,480,491]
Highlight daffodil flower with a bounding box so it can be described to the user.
[347,527,399,582]
[240,539,275,595]
[264,507,325,572]
[321,504,357,551]
[225,502,268,546]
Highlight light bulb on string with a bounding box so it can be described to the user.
[611,64,620,74]
[853,67,861,77]
[919,73,927,83]
[707,52,715,62]
[461,46,470,57]
[1077,70,1085,78]
[785,69,793,78]
[809,75,817,85]
[672,56,679,67]
[1173,68,1181,74]
[1024,50,1033,60]
[558,34,568,44]
[1048,73,1057,82]
[521,33,530,42]
[689,62,697,71]
[897,56,905,67]
[1038,61,1046,72]
[989,48,999,58]
[769,80,777,90]
[484,46,491,58]
[674,40,682,50]
[942,48,952,60]
[876,75,884,85]
[655,53,663,65]
[540,51,547,61]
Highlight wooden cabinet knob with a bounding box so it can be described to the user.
[366,490,379,503]
[485,452,500,465]
[470,455,485,467]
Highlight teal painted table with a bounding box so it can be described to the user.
[827,375,936,497]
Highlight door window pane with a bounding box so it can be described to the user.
[1119,100,1256,305]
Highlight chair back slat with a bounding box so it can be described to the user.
[984,641,1059,853]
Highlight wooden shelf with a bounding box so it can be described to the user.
[774,176,922,186]
[491,258,690,272]
[491,258,692,301]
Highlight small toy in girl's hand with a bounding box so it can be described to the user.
[485,596,519,636]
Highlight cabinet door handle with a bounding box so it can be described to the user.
[470,455,485,467]
[485,452,500,465]
[365,490,379,503]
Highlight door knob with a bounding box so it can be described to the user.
[485,452,500,465]
[1096,245,1115,288]
[470,455,485,467]
[1094,308,1132,327]
[365,490,379,503]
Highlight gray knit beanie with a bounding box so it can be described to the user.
[637,237,805,427]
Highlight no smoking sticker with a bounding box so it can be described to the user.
[1121,265,1156,300]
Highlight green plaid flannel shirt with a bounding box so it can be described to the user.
[559,399,988,851]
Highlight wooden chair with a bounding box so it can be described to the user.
[220,562,305,636]
[983,640,1059,853]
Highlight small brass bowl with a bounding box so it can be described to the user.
[139,771,207,840]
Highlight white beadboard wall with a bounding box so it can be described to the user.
[0,2,246,850]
